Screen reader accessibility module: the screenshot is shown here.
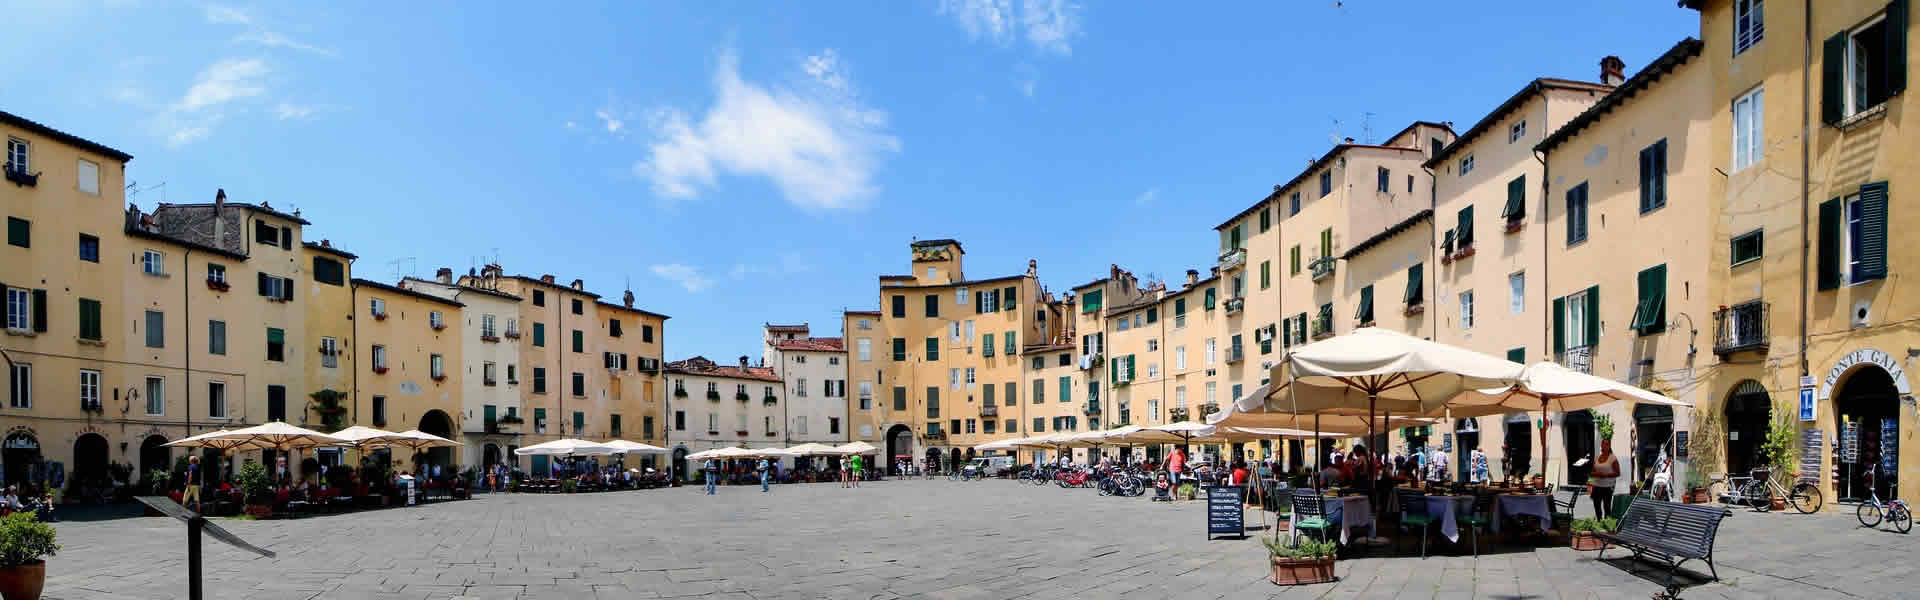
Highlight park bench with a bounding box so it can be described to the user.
[1596,499,1732,588]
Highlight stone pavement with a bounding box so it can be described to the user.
[41,479,1920,599]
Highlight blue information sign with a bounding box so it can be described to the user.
[1799,388,1816,421]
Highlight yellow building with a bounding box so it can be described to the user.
[843,310,889,448]
[301,239,356,437]
[405,267,527,472]
[351,277,463,471]
[2,111,139,491]
[1678,0,1917,505]
[662,356,783,480]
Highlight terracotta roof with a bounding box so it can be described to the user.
[1422,78,1614,169]
[773,337,844,352]
[354,278,465,308]
[1537,39,1704,154]
[0,110,132,162]
[594,300,671,320]
[301,241,358,260]
[765,323,810,331]
[664,358,782,382]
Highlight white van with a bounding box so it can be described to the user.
[971,456,1015,476]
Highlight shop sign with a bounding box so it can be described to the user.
[1800,387,1817,422]
[1820,349,1911,400]
[1675,431,1688,458]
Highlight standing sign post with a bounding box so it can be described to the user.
[135,497,275,600]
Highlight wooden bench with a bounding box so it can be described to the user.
[1596,499,1732,588]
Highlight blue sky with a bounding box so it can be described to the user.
[6,1,1699,362]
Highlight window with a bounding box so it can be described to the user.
[576,411,588,435]
[1259,208,1271,232]
[144,376,164,415]
[975,288,999,313]
[1566,182,1590,244]
[370,297,387,317]
[267,385,286,422]
[1117,318,1129,332]
[857,338,872,361]
[1509,120,1527,143]
[799,377,811,397]
[675,410,686,431]
[1289,191,1300,216]
[1058,352,1071,367]
[1459,154,1475,175]
[1376,167,1390,193]
[74,298,101,341]
[925,294,939,318]
[4,138,26,173]
[1509,272,1525,314]
[1205,338,1216,366]
[571,329,583,353]
[571,372,585,396]
[927,387,940,418]
[144,310,164,348]
[964,320,975,342]
[532,322,545,346]
[266,327,285,361]
[207,381,226,418]
[857,318,872,330]
[1059,376,1071,404]
[860,382,873,409]
[507,364,517,383]
[608,318,622,338]
[1004,331,1015,355]
[1260,261,1271,289]
[1455,205,1475,249]
[208,320,226,355]
[206,264,227,286]
[705,413,716,433]
[142,250,165,276]
[926,267,936,280]
[532,290,545,306]
[1033,379,1045,404]
[1146,363,1158,378]
[1290,245,1301,275]
[956,287,968,305]
[1632,264,1668,335]
[77,234,98,263]
[983,333,995,357]
[893,386,907,410]
[1406,174,1414,194]
[1319,228,1333,260]
[1175,346,1186,370]
[1459,291,1474,329]
[1734,0,1764,55]
[642,324,654,343]
[312,256,345,286]
[429,311,444,329]
[1820,183,1890,288]
[427,354,445,380]
[571,298,583,315]
[925,337,939,361]
[5,217,26,248]
[79,370,100,412]
[1206,382,1216,408]
[1639,139,1668,213]
[371,345,388,370]
[484,362,498,385]
[6,363,27,409]
[1081,289,1102,313]
[1503,175,1527,222]
[1732,87,1764,172]
[481,314,497,338]
[1355,285,1374,324]
[1732,230,1765,266]
[1033,418,1045,432]
[891,295,906,317]
[1318,170,1332,197]
[891,338,906,361]
[1555,287,1598,351]
[258,274,292,301]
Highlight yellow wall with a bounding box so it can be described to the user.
[351,282,462,469]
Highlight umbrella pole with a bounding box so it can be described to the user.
[1540,397,1550,488]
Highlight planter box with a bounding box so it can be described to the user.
[1404,304,1425,316]
[1504,220,1525,234]
[1270,557,1335,586]
[1570,531,1607,551]
[245,504,272,518]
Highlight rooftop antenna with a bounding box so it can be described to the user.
[1327,116,1344,146]
[127,180,167,204]
[387,257,416,281]
[1362,111,1376,144]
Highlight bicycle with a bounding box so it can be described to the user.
[1855,465,1911,533]
[1717,467,1823,513]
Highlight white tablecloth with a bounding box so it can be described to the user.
[1324,495,1374,544]
[1493,494,1553,534]
[1425,495,1474,542]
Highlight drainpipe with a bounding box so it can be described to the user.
[1534,145,1551,359]
[183,249,193,439]
[1799,0,1812,379]
[1422,166,1437,343]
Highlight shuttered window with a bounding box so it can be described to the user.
[1639,139,1668,213]
[982,333,995,357]
[1355,285,1374,324]
[1630,265,1667,335]
[1456,205,1475,248]
[1503,175,1527,220]
[1203,288,1216,309]
[892,338,906,361]
[925,337,939,361]
[77,298,101,341]
[1819,182,1889,288]
[1507,348,1524,363]
[1731,230,1764,266]
[1404,263,1424,305]
[1566,182,1590,244]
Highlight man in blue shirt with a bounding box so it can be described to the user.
[758,458,771,492]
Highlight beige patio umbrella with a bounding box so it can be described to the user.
[198,422,348,450]
[1445,361,1693,486]
[601,440,668,454]
[512,438,604,456]
[329,426,410,450]
[833,441,878,455]
[165,429,271,454]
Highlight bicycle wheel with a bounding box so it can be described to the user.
[1740,480,1771,511]
[1706,480,1730,505]
[1894,506,1913,534]
[1788,483,1823,514]
[1858,502,1884,527]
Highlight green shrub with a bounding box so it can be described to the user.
[1263,537,1337,560]
[237,462,272,504]
[0,512,58,567]
[1570,517,1619,533]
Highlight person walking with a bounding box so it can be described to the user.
[757,457,771,492]
[1469,446,1490,484]
[703,457,719,495]
[839,456,851,488]
[1589,439,1621,519]
[850,454,864,488]
[183,455,202,511]
[1166,446,1187,498]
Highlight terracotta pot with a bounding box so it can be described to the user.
[1275,516,1291,532]
[0,561,46,600]
[1270,556,1335,586]
[1770,497,1786,511]
[244,504,272,518]
[1570,531,1607,551]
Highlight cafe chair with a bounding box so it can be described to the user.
[1290,489,1337,544]
[1396,488,1435,558]
[1457,493,1496,557]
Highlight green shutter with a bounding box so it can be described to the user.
[1260,261,1270,288]
[1507,348,1524,363]
[1004,286,1016,310]
[1082,290,1101,313]
[1823,31,1847,126]
[1404,263,1423,304]
[267,327,285,344]
[484,405,496,425]
[533,323,545,346]
[1146,307,1158,324]
[1320,229,1333,258]
[1059,376,1070,404]
[1295,312,1307,342]
[1584,286,1600,347]
[1857,182,1888,281]
[1818,198,1842,290]
[1127,355,1136,381]
[1890,0,1908,97]
[1553,297,1566,355]
[1174,298,1186,316]
[926,338,938,361]
[1005,331,1015,355]
[1203,288,1216,309]
[77,298,100,340]
[1290,245,1301,274]
[983,333,995,357]
[892,338,906,361]
[1457,205,1474,247]
[1631,265,1667,334]
[1355,285,1373,323]
[1503,175,1526,219]
[575,411,585,433]
[1441,229,1455,255]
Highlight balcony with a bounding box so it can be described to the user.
[1083,402,1101,416]
[1201,402,1220,417]
[4,165,37,187]
[1557,346,1595,374]
[924,431,947,442]
[1714,302,1769,357]
[981,404,998,417]
[763,396,778,406]
[735,391,751,402]
[1309,257,1336,282]
[1168,407,1190,422]
[1225,345,1244,363]
[1311,318,1333,340]
[707,390,722,401]
[1224,297,1245,314]
[1218,248,1247,271]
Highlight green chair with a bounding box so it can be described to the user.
[1291,489,1337,544]
[1609,493,1634,520]
[1396,489,1435,558]
[1457,493,1496,557]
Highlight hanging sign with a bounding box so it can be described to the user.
[1841,421,1860,464]
[1799,387,1817,422]
[1442,433,1453,453]
[1675,431,1688,458]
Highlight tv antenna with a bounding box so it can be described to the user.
[1361,112,1376,144]
[1327,116,1344,145]
[127,180,167,204]
[387,257,416,281]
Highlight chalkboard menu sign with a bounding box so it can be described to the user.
[1799,429,1823,483]
[1842,421,1860,463]
[1442,433,1453,453]
[1204,485,1244,539]
[1676,431,1688,458]
[1882,418,1899,474]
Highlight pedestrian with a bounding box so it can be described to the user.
[850,454,863,488]
[1166,446,1187,491]
[839,456,851,488]
[703,457,719,495]
[183,455,202,511]
[758,457,771,492]
[1589,438,1621,519]
[1470,446,1490,484]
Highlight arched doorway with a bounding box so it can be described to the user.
[482,444,502,470]
[947,448,961,472]
[1832,366,1900,502]
[924,447,942,474]
[140,435,171,479]
[72,433,110,502]
[1632,404,1675,485]
[1724,380,1772,478]
[1503,413,1532,480]
[1563,410,1595,484]
[1454,418,1480,483]
[3,433,40,488]
[671,447,689,482]
[417,410,456,474]
[884,424,912,472]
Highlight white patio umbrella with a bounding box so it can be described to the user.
[1445,361,1693,485]
[833,441,878,455]
[780,442,842,456]
[196,422,348,450]
[601,440,668,454]
[329,426,411,450]
[514,438,613,456]
[165,429,269,454]
[971,438,1026,452]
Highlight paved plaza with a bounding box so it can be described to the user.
[42,479,1920,599]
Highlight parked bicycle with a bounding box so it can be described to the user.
[1856,465,1910,533]
[1712,467,1822,513]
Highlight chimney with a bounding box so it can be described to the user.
[435,268,453,284]
[570,279,584,291]
[320,239,331,248]
[739,356,750,368]
[540,274,555,284]
[1186,269,1199,286]
[1600,56,1626,86]
[1026,259,1037,278]
[623,290,634,308]
[212,188,226,249]
[1343,137,1355,144]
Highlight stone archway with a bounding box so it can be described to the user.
[3,433,39,488]
[1454,418,1481,483]
[884,424,913,472]
[417,409,456,474]
[671,447,689,482]
[72,433,110,502]
[1832,364,1901,502]
[1724,380,1772,478]
[139,435,171,480]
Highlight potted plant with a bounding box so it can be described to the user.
[1762,419,1798,510]
[1263,537,1336,585]
[1685,469,1709,504]
[1568,517,1616,551]
[1528,472,1545,489]
[237,462,273,518]
[0,512,58,600]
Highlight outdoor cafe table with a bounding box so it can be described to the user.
[1300,495,1375,545]
[1491,493,1553,534]
[1424,495,1475,542]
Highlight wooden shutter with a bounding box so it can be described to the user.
[1059,377,1070,404]
[1823,31,1847,126]
[1003,286,1016,310]
[1504,175,1526,219]
[1126,355,1136,381]
[279,226,292,250]
[1356,285,1373,322]
[982,333,994,356]
[1638,145,1653,211]
[1857,182,1889,281]
[1507,348,1524,363]
[1404,263,1423,303]
[30,289,47,333]
[1457,205,1474,247]
[1890,0,1909,96]
[1818,198,1842,290]
[1584,286,1600,346]
[1005,331,1015,355]
[258,272,270,296]
[1203,288,1215,309]
[1295,312,1307,342]
[1174,298,1186,315]
[1552,296,1566,355]
[974,290,984,313]
[281,277,293,302]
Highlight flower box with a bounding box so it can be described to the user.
[1570,531,1607,551]
[431,324,446,331]
[1404,304,1424,316]
[206,279,230,292]
[1441,254,1453,265]
[372,366,390,374]
[431,375,446,382]
[1504,220,1525,234]
[1270,557,1335,586]
[504,331,521,339]
[735,392,751,402]
[762,398,778,406]
[735,430,749,437]
[373,313,389,321]
[707,391,722,401]
[1452,246,1476,260]
[480,335,500,343]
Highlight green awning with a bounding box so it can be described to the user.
[267,328,285,344]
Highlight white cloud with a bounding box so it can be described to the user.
[650,264,714,293]
[274,102,313,120]
[938,0,1081,55]
[728,252,814,280]
[236,31,337,57]
[203,5,251,25]
[634,49,900,211]
[595,108,624,134]
[1134,187,1159,206]
[175,58,268,112]
[167,126,211,147]
[564,120,578,130]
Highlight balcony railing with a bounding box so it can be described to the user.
[925,431,947,441]
[1079,353,1103,370]
[1083,402,1101,416]
[1309,257,1336,282]
[1168,407,1190,422]
[1714,302,1769,357]
[1201,402,1220,417]
[1556,346,1595,374]
[1312,316,1333,340]
[1225,345,1244,363]
[982,404,998,417]
[1218,248,1247,271]
[4,165,38,187]
[1224,297,1245,314]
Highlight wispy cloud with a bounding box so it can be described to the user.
[650,264,714,293]
[938,0,1082,55]
[175,58,268,112]
[634,48,900,211]
[274,102,317,120]
[203,5,251,25]
[1134,187,1159,206]
[236,31,337,57]
[728,252,814,280]
[167,125,211,147]
[595,108,625,135]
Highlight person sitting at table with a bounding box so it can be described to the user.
[1318,461,1343,488]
